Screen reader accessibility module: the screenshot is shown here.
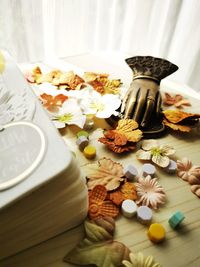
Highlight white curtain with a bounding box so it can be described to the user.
[0,0,200,91]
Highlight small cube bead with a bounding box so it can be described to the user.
[168,211,185,229]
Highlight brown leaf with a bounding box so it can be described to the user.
[163,119,191,132]
[64,219,130,267]
[89,80,105,94]
[163,110,200,124]
[85,158,124,191]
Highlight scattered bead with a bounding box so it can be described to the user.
[148,223,166,243]
[168,211,185,229]
[83,145,96,159]
[137,206,153,225]
[77,130,89,139]
[0,125,4,131]
[124,165,138,181]
[76,136,89,151]
[142,163,156,178]
[164,160,177,174]
[121,199,137,218]
[84,118,94,130]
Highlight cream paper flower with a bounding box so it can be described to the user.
[136,139,175,168]
[135,175,166,209]
[54,98,86,128]
[77,87,121,118]
[122,252,162,267]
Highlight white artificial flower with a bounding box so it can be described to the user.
[54,98,86,129]
[79,89,121,118]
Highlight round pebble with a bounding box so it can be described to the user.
[168,211,185,229]
[76,130,89,139]
[137,206,153,225]
[148,223,166,243]
[83,145,96,159]
[124,165,138,181]
[142,163,156,177]
[121,199,137,218]
[76,136,89,151]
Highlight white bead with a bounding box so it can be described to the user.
[124,165,138,181]
[137,206,153,225]
[142,163,156,177]
[164,160,177,174]
[121,199,137,218]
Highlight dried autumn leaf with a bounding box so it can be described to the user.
[84,72,109,82]
[89,80,105,94]
[99,137,136,153]
[163,119,191,132]
[115,119,142,143]
[85,217,115,242]
[64,219,130,267]
[84,158,124,191]
[163,110,200,124]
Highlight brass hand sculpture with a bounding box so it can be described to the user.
[120,56,178,135]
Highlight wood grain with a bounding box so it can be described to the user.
[1,56,200,267]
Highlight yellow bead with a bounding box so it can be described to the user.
[83,145,96,159]
[148,223,166,243]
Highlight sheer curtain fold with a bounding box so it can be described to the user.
[0,0,200,91]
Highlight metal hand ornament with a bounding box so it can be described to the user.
[120,56,178,134]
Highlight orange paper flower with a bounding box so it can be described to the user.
[88,185,119,219]
[163,92,191,108]
[108,182,137,206]
[40,93,68,110]
[99,119,142,154]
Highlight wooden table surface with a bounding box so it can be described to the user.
[1,54,200,267]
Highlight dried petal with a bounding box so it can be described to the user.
[152,154,169,168]
[136,150,152,160]
[191,184,200,197]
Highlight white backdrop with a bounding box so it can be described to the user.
[0,0,200,91]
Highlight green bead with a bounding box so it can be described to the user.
[76,130,89,139]
[168,211,185,229]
